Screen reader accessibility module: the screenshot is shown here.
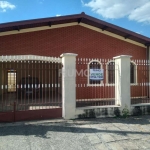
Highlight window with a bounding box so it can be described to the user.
[7,70,17,92]
[106,60,137,84]
[107,61,115,84]
[130,61,137,84]
[88,60,103,85]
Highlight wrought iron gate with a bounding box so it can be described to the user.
[0,55,62,122]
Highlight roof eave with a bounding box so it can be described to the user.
[0,12,150,45]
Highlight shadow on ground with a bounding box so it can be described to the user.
[0,115,150,139]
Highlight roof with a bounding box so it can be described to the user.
[0,12,150,46]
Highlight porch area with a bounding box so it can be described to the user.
[0,55,62,122]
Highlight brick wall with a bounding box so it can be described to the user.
[0,25,146,59]
[0,25,147,101]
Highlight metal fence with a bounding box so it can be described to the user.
[0,55,62,112]
[76,58,116,107]
[131,59,150,104]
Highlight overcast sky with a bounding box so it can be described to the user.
[0,0,150,37]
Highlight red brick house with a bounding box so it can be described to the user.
[0,12,150,121]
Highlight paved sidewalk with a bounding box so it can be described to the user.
[0,115,150,150]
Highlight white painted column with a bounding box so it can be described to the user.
[113,55,131,112]
[60,53,78,119]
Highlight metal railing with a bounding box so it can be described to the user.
[131,59,150,105]
[0,55,62,112]
[76,58,116,107]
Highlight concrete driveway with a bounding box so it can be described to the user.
[0,115,150,150]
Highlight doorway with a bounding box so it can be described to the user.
[7,70,16,92]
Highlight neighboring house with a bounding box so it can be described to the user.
[0,12,150,121]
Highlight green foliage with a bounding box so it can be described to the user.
[85,110,88,118]
[114,108,121,117]
[142,107,146,115]
[122,105,129,118]
[132,106,142,116]
[78,109,96,119]
[89,109,96,118]
[78,114,85,119]
[104,108,108,116]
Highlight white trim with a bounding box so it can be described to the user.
[76,105,120,110]
[87,84,104,87]
[106,84,115,86]
[0,22,78,36]
[131,96,147,99]
[131,103,150,107]
[87,59,103,86]
[0,55,62,63]
[76,98,115,101]
[0,22,146,48]
[60,53,78,57]
[130,83,138,86]
[113,55,132,59]
[80,23,146,48]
